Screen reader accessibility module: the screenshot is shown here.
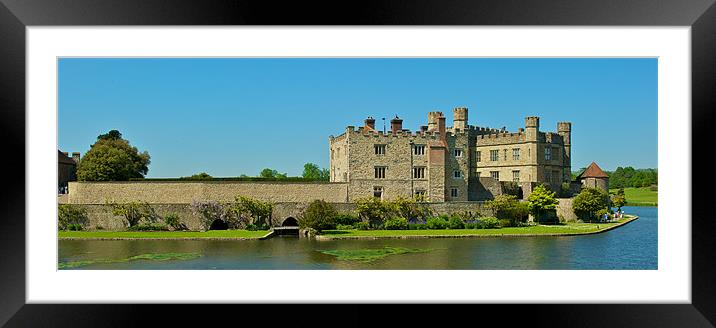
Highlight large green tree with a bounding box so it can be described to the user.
[259,168,287,179]
[527,184,559,219]
[611,188,627,211]
[302,163,330,180]
[76,130,150,181]
[572,188,610,222]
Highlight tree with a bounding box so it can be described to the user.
[302,163,330,180]
[231,195,273,228]
[486,194,529,226]
[299,199,338,232]
[611,188,627,211]
[77,130,151,181]
[527,184,559,219]
[182,172,212,180]
[259,168,287,179]
[572,188,610,222]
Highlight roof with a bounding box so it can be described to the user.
[58,150,76,165]
[577,162,609,179]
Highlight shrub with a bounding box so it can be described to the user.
[527,184,559,219]
[354,222,370,230]
[487,195,529,226]
[107,200,158,228]
[127,223,169,231]
[355,197,392,228]
[335,224,355,230]
[66,223,83,231]
[383,217,409,230]
[426,216,449,230]
[334,213,360,226]
[299,199,338,232]
[392,196,433,222]
[478,217,500,229]
[163,213,187,231]
[191,200,232,231]
[447,215,465,229]
[408,223,428,230]
[573,188,610,222]
[596,209,612,221]
[58,204,89,231]
[246,223,270,231]
[232,195,273,228]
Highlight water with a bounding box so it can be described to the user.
[58,206,657,270]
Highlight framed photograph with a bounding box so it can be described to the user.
[2,0,715,326]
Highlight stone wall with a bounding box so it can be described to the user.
[68,181,349,204]
[556,198,577,222]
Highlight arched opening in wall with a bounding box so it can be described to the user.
[209,219,228,230]
[282,217,299,227]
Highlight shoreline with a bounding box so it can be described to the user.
[315,216,639,240]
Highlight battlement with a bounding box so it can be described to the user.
[476,131,525,144]
[525,116,540,128]
[557,121,572,132]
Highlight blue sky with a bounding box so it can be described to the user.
[58,58,657,178]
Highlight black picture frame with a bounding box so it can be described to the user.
[1,0,714,326]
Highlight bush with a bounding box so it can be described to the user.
[527,184,559,220]
[383,217,409,230]
[595,209,612,221]
[163,213,187,231]
[464,222,478,229]
[408,223,428,230]
[299,200,338,232]
[191,200,232,231]
[355,197,393,228]
[107,200,158,228]
[66,223,83,231]
[447,215,465,229]
[573,188,610,222]
[334,213,360,226]
[354,222,370,230]
[336,224,355,230]
[487,195,529,226]
[232,195,273,228]
[426,216,449,230]
[246,223,270,231]
[478,217,500,229]
[127,223,169,231]
[58,204,89,231]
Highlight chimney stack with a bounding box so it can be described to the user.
[71,152,80,163]
[390,115,403,134]
[364,116,376,131]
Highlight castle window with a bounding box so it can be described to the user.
[512,148,520,160]
[374,166,386,179]
[476,151,481,162]
[453,170,462,179]
[413,144,425,155]
[545,147,552,161]
[454,149,463,157]
[373,186,383,199]
[491,171,500,180]
[412,167,426,179]
[513,170,520,182]
[374,144,386,155]
[450,188,459,198]
[490,150,499,161]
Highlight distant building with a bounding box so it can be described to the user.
[58,150,80,192]
[577,162,609,192]
[329,107,572,202]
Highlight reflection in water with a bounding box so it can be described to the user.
[59,206,657,270]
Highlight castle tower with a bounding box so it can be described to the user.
[525,116,540,141]
[427,111,441,132]
[558,122,572,181]
[453,107,468,131]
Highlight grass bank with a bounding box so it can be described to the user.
[58,230,270,240]
[317,216,637,240]
[609,187,658,206]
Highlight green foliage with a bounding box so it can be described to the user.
[447,215,465,229]
[560,182,573,197]
[163,213,187,231]
[426,216,449,229]
[487,195,529,226]
[66,223,83,231]
[527,184,559,218]
[302,163,330,181]
[608,167,658,189]
[596,209,611,221]
[573,188,610,222]
[383,217,409,230]
[478,217,500,229]
[181,172,213,180]
[107,200,158,228]
[190,200,232,231]
[259,168,288,179]
[77,130,151,181]
[391,196,433,222]
[611,188,627,210]
[408,223,428,230]
[231,195,273,228]
[334,213,360,226]
[246,223,269,231]
[299,199,338,232]
[336,224,355,230]
[127,223,169,231]
[354,222,370,230]
[355,197,392,228]
[58,204,89,231]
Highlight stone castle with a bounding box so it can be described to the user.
[329,107,572,202]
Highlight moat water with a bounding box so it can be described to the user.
[58,206,657,270]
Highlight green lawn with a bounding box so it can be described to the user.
[320,217,635,238]
[610,187,658,206]
[58,230,270,239]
